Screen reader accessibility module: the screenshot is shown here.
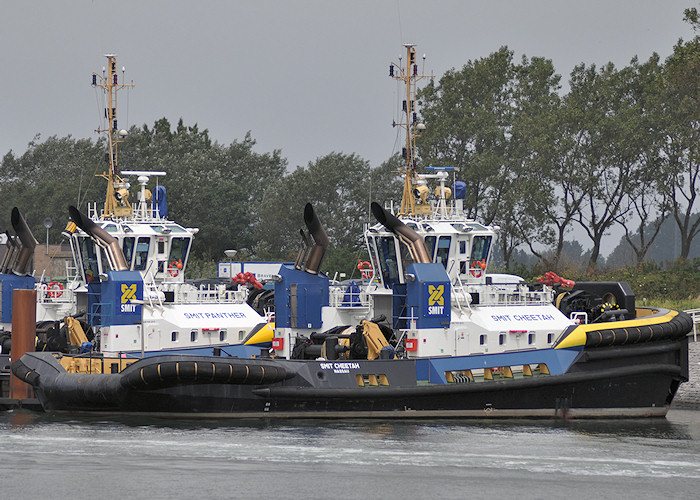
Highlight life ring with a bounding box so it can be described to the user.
[357,260,373,279]
[470,259,486,278]
[47,282,63,298]
[168,260,183,277]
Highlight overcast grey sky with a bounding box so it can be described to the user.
[1,1,696,171]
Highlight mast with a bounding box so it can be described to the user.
[92,55,134,219]
[390,44,431,217]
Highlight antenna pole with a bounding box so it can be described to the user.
[93,54,135,218]
[390,44,430,216]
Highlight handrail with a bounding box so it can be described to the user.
[685,308,700,341]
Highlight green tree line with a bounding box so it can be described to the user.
[0,9,698,279]
[0,120,402,276]
[419,15,699,271]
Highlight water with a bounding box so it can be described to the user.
[2,410,700,499]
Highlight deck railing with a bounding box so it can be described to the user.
[686,308,700,341]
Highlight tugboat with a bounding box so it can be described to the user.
[12,46,692,418]
[1,55,273,365]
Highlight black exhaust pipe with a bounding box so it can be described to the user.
[370,202,432,264]
[10,207,38,276]
[302,203,329,274]
[68,206,129,271]
[294,229,312,270]
[0,231,18,274]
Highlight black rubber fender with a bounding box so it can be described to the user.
[10,359,40,386]
[586,310,693,347]
[119,359,293,389]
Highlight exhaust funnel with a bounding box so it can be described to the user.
[370,202,431,264]
[10,207,38,276]
[68,206,129,271]
[302,203,329,274]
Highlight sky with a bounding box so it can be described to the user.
[1,1,696,172]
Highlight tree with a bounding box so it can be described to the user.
[685,6,700,31]
[565,62,636,271]
[503,56,563,269]
[419,47,515,222]
[117,120,287,261]
[418,49,563,269]
[658,32,700,259]
[368,154,404,218]
[255,153,371,263]
[0,135,105,242]
[615,55,669,265]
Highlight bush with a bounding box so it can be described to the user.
[534,258,700,308]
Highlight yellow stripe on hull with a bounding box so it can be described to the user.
[243,322,275,346]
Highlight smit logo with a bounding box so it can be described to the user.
[427,284,445,315]
[120,284,139,313]
[428,285,444,306]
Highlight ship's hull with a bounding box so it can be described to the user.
[12,335,688,419]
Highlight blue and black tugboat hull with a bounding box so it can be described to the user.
[12,333,688,418]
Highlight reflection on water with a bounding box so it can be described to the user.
[1,409,700,498]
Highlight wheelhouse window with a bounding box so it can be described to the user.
[123,237,136,270]
[399,241,414,278]
[78,237,99,283]
[435,236,452,269]
[99,246,110,275]
[375,236,401,288]
[425,236,437,261]
[470,236,492,264]
[368,240,381,280]
[134,237,151,271]
[168,237,190,269]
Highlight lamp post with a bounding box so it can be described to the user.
[43,218,53,255]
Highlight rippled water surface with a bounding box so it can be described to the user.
[2,410,700,499]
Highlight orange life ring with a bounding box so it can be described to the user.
[168,259,183,277]
[357,260,373,279]
[47,281,63,298]
[470,259,486,278]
